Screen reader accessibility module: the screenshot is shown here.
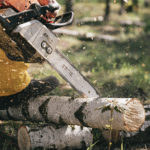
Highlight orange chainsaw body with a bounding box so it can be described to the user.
[0,0,50,11]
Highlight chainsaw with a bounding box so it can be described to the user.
[0,0,100,98]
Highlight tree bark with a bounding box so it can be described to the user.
[119,0,125,15]
[104,0,110,21]
[65,0,74,12]
[144,0,150,7]
[18,125,93,150]
[0,96,145,132]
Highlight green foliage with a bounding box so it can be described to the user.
[144,15,150,33]
[91,128,102,143]
[144,21,150,33]
[2,141,18,150]
[121,136,124,150]
[87,140,99,150]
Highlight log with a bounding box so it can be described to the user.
[102,105,150,149]
[54,29,120,42]
[0,103,150,150]
[119,20,145,27]
[0,121,93,149]
[123,104,150,137]
[18,125,93,150]
[17,112,150,150]
[75,16,145,27]
[120,105,150,149]
[0,96,145,132]
[75,16,104,25]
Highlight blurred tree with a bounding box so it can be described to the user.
[125,0,138,12]
[104,0,110,21]
[132,0,138,11]
[65,0,74,12]
[119,0,125,15]
[144,0,150,7]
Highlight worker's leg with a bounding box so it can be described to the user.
[0,76,59,109]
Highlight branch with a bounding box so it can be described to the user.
[75,16,104,25]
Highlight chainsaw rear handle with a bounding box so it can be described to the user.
[0,3,74,31]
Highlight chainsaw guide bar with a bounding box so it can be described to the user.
[13,20,100,98]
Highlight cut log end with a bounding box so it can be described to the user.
[123,98,145,132]
[18,126,31,150]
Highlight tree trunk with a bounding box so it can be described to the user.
[132,0,139,11]
[18,125,93,150]
[0,96,145,132]
[104,0,110,21]
[119,0,125,15]
[144,0,150,7]
[65,0,74,12]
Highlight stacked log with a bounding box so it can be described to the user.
[18,125,93,150]
[0,96,146,149]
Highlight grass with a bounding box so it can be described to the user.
[60,34,150,100]
[1,1,150,149]
[29,33,150,101]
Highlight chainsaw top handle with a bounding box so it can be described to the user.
[0,3,74,31]
[44,11,74,30]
